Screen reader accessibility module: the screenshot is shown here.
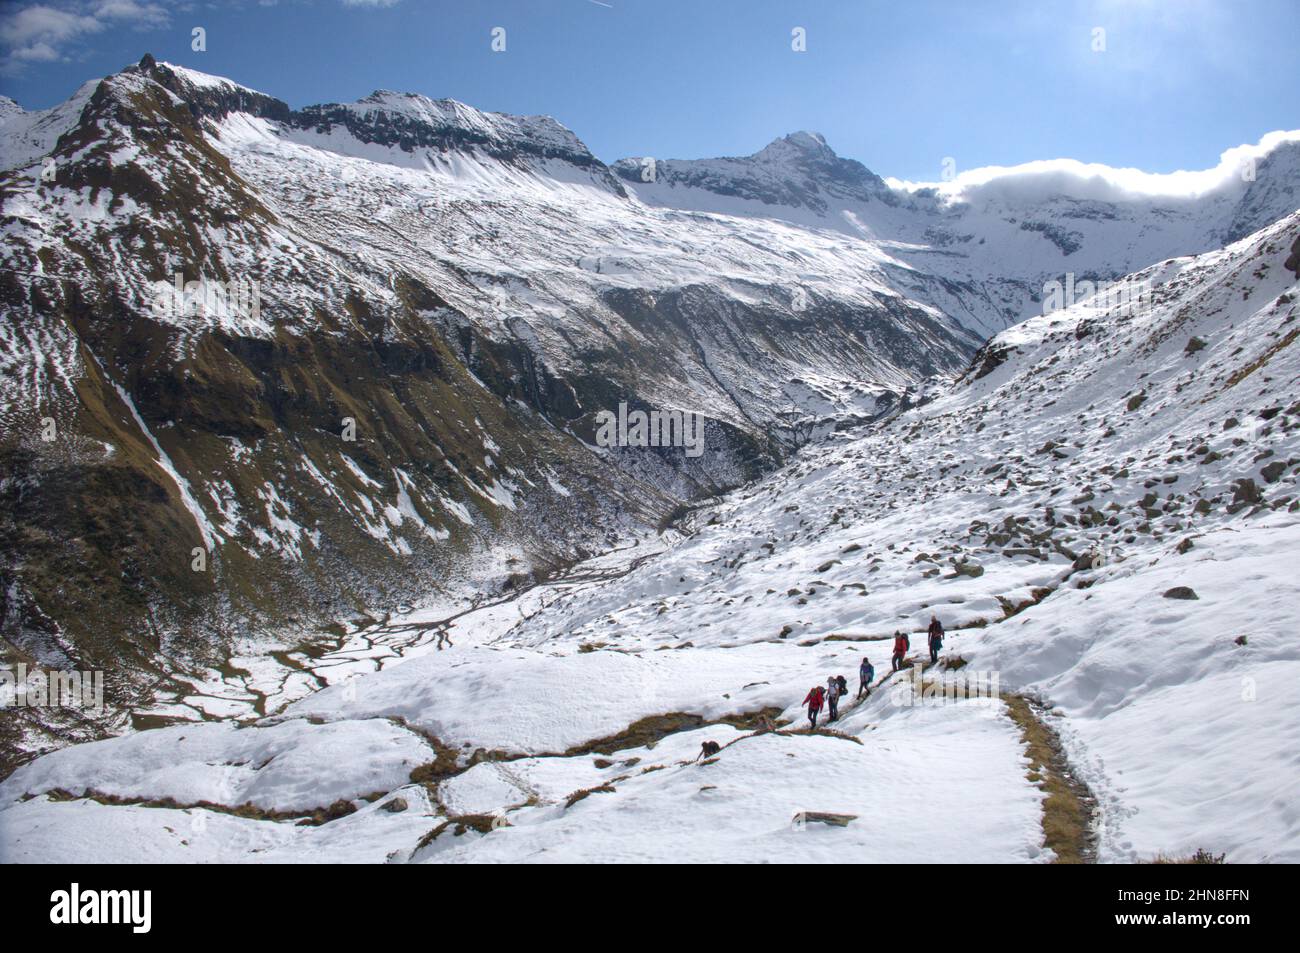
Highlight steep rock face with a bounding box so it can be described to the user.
[139,55,292,126]
[1286,232,1300,279]
[294,92,624,190]
[611,131,893,213]
[1221,142,1300,247]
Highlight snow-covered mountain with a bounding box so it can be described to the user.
[615,127,1300,338]
[1,55,1298,784]
[2,197,1295,863]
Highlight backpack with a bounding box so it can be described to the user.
[836,675,848,694]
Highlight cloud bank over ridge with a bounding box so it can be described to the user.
[885,130,1300,205]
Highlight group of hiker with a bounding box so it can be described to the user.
[800,615,946,729]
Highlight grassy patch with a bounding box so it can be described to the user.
[1223,327,1298,390]
[998,587,1055,619]
[38,787,374,826]
[797,811,857,827]
[1002,693,1097,864]
[1146,848,1226,864]
[415,812,505,850]
[564,706,784,757]
[564,783,616,808]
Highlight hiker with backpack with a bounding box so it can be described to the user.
[826,675,843,722]
[928,614,944,665]
[858,656,875,698]
[891,630,910,672]
[803,684,825,729]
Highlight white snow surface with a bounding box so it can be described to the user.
[0,717,431,813]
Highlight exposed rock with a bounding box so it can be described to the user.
[1260,461,1288,483]
[1233,479,1263,506]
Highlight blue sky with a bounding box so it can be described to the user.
[1,0,1296,181]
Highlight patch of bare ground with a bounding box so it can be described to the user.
[563,783,617,808]
[1002,693,1098,864]
[30,787,374,826]
[563,706,785,757]
[798,811,857,827]
[1145,848,1227,864]
[415,812,507,849]
[998,587,1056,619]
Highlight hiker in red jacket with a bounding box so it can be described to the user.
[928,614,945,665]
[891,630,910,672]
[802,685,826,729]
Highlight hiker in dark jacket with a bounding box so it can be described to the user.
[891,631,910,672]
[928,614,944,665]
[858,656,875,698]
[802,685,825,729]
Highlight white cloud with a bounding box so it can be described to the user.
[886,130,1300,204]
[0,1,170,74]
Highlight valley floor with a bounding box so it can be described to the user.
[2,477,1296,864]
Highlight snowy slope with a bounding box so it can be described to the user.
[3,197,1295,863]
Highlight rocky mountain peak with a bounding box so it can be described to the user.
[0,95,24,124]
[754,130,835,162]
[610,129,887,213]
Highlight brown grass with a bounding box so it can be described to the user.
[563,707,784,757]
[1002,693,1097,864]
[1146,848,1226,864]
[415,813,506,850]
[37,787,372,826]
[564,783,616,808]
